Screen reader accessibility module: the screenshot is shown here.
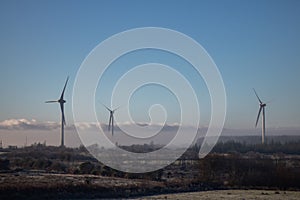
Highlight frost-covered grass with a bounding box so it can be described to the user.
[138,190,300,200]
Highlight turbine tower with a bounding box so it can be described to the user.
[253,88,267,144]
[46,77,69,147]
[102,104,119,136]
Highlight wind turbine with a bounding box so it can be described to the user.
[102,104,119,136]
[253,88,267,144]
[46,77,69,147]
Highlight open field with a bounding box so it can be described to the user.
[1,141,300,199]
[2,173,300,199]
[0,173,164,199]
[138,190,300,200]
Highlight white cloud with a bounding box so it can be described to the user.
[1,118,299,138]
[0,119,195,132]
[0,119,60,130]
[73,122,99,130]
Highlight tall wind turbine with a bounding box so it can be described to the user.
[102,104,119,136]
[46,77,69,147]
[253,88,267,144]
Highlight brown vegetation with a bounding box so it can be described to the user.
[1,140,300,199]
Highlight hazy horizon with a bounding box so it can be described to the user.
[1,118,299,148]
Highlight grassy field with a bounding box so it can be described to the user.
[138,190,300,200]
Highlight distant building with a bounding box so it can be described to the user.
[8,145,17,149]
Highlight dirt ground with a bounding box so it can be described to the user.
[136,190,300,200]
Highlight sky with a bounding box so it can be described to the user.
[0,0,300,147]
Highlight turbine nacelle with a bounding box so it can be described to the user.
[260,103,266,107]
[58,99,66,104]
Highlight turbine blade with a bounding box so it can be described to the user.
[265,100,272,104]
[255,106,263,127]
[113,106,121,112]
[101,103,112,112]
[253,88,262,104]
[60,103,66,125]
[263,106,266,133]
[108,114,112,131]
[60,76,69,100]
[253,88,262,103]
[111,114,114,136]
[45,100,58,103]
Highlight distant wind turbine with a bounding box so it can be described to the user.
[46,77,69,147]
[253,88,268,144]
[102,104,119,136]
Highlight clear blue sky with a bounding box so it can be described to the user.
[0,0,300,132]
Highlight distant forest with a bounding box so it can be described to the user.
[193,135,300,155]
[211,140,300,154]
